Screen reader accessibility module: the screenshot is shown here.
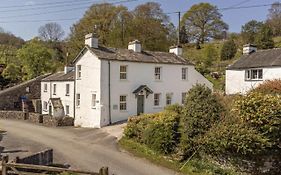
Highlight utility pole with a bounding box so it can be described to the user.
[177,11,181,45]
[121,16,125,47]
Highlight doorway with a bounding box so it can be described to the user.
[137,95,144,115]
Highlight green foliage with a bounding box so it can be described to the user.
[255,24,275,49]
[125,110,180,154]
[241,20,263,44]
[203,44,218,67]
[220,39,237,60]
[164,103,183,114]
[266,2,281,36]
[250,79,281,95]
[2,63,21,81]
[181,3,228,44]
[180,84,224,157]
[202,117,271,157]
[17,39,55,80]
[232,92,281,145]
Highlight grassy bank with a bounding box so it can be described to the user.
[119,138,241,175]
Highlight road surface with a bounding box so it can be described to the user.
[0,119,176,175]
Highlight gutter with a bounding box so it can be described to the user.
[108,61,112,125]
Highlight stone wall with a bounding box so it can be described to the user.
[0,74,50,111]
[0,111,74,127]
[15,149,53,165]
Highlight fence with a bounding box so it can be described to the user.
[2,156,109,175]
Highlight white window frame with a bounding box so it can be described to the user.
[77,65,82,79]
[53,84,57,95]
[44,84,48,92]
[166,93,172,105]
[245,69,263,81]
[119,95,127,111]
[76,93,81,107]
[155,67,161,80]
[65,105,70,115]
[154,93,161,106]
[66,84,70,96]
[120,65,128,80]
[182,92,187,104]
[182,67,188,80]
[92,94,97,108]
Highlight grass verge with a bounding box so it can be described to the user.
[119,137,242,175]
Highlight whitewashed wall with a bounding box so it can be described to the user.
[226,67,281,95]
[41,81,74,117]
[74,50,102,128]
[100,60,213,126]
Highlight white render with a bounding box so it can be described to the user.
[74,50,213,128]
[226,67,281,95]
[41,80,74,117]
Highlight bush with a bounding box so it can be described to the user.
[232,92,281,146]
[143,111,180,154]
[164,103,183,114]
[201,117,271,157]
[220,39,237,60]
[251,79,281,95]
[180,84,225,157]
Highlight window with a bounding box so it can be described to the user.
[53,84,57,95]
[66,84,70,96]
[182,68,188,80]
[155,67,161,80]
[43,101,48,111]
[245,69,263,80]
[154,93,161,106]
[120,95,127,111]
[65,105,70,115]
[166,93,172,105]
[120,65,127,80]
[77,65,82,79]
[92,94,97,108]
[76,94,80,107]
[44,84,47,92]
[182,92,187,104]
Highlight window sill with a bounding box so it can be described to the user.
[120,79,128,81]
[245,79,263,82]
[182,79,188,81]
[120,110,128,112]
[154,80,162,82]
[153,106,163,109]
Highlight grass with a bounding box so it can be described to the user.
[119,137,242,175]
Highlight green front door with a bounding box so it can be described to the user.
[137,95,144,115]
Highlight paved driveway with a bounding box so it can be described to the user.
[0,119,176,175]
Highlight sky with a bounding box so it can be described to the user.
[0,0,278,40]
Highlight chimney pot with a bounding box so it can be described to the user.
[169,45,183,56]
[128,40,141,52]
[243,44,257,55]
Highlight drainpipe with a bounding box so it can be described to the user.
[73,78,76,120]
[108,61,112,125]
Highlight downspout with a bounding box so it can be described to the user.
[73,78,76,120]
[108,61,112,124]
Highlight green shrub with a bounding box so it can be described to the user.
[180,84,225,158]
[143,111,180,154]
[232,92,281,145]
[164,103,183,114]
[201,117,271,157]
[250,79,281,95]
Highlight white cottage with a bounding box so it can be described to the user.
[73,33,212,128]
[226,44,281,95]
[41,68,75,117]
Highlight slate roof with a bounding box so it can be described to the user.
[42,71,74,82]
[49,98,63,109]
[73,45,193,65]
[227,48,281,70]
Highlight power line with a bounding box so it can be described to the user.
[0,0,137,19]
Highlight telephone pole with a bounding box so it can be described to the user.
[177,11,181,45]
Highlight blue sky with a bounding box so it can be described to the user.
[0,0,277,40]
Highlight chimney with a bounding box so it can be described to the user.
[85,33,98,48]
[243,44,257,55]
[169,45,183,56]
[64,66,74,74]
[128,40,141,52]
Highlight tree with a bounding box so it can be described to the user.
[17,39,54,80]
[255,25,274,49]
[2,63,21,81]
[181,3,228,44]
[220,39,237,60]
[267,2,281,36]
[38,22,65,42]
[241,20,263,44]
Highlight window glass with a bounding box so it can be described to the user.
[120,65,127,80]
[120,95,127,110]
[155,67,161,80]
[154,93,161,106]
